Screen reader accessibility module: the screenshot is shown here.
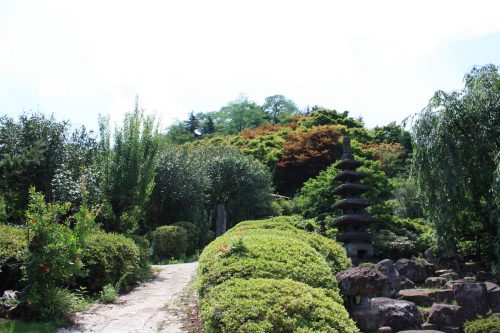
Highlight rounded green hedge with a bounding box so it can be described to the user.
[81,232,141,292]
[172,222,199,255]
[0,225,28,292]
[464,317,500,333]
[227,219,351,274]
[198,230,336,295]
[152,225,188,259]
[200,278,359,333]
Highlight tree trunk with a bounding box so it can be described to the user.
[215,203,227,236]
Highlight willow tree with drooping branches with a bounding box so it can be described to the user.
[412,64,500,265]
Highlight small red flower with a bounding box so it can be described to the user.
[27,300,32,306]
[39,263,45,268]
[31,219,36,224]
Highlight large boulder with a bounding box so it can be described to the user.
[428,289,454,304]
[400,275,416,289]
[452,282,488,319]
[371,297,422,332]
[376,259,401,296]
[427,304,465,328]
[485,281,500,312]
[336,267,390,297]
[395,259,428,283]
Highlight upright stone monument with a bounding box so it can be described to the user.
[332,135,376,264]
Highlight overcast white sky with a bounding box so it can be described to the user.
[1,0,499,131]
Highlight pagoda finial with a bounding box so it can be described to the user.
[342,135,354,160]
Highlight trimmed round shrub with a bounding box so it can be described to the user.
[464,317,500,333]
[198,230,336,295]
[227,219,351,273]
[0,225,28,292]
[172,222,199,255]
[152,226,188,259]
[200,278,359,333]
[81,232,141,292]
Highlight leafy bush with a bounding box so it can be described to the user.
[227,219,351,273]
[464,317,500,333]
[23,286,85,321]
[100,284,118,303]
[152,226,188,260]
[198,229,337,295]
[0,225,28,292]
[126,234,152,280]
[200,278,359,333]
[172,222,200,255]
[81,232,141,292]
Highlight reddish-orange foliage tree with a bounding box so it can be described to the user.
[275,125,343,195]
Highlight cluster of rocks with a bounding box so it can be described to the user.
[336,258,500,333]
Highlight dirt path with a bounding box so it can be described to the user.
[57,262,198,333]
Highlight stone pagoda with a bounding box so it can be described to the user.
[332,135,376,264]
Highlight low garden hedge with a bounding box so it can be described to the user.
[198,230,336,295]
[81,232,141,292]
[200,278,359,333]
[152,225,188,259]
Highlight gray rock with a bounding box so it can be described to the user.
[492,312,500,318]
[428,289,454,304]
[374,326,392,333]
[397,289,434,307]
[425,277,448,288]
[371,297,422,332]
[336,267,390,297]
[427,303,465,327]
[376,259,401,296]
[485,282,500,312]
[395,259,428,283]
[400,275,416,289]
[397,289,453,307]
[452,282,488,319]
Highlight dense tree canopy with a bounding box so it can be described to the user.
[412,64,500,263]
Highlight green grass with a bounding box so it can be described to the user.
[0,319,59,333]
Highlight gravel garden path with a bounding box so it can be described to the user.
[57,262,199,333]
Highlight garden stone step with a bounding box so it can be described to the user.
[397,289,453,306]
